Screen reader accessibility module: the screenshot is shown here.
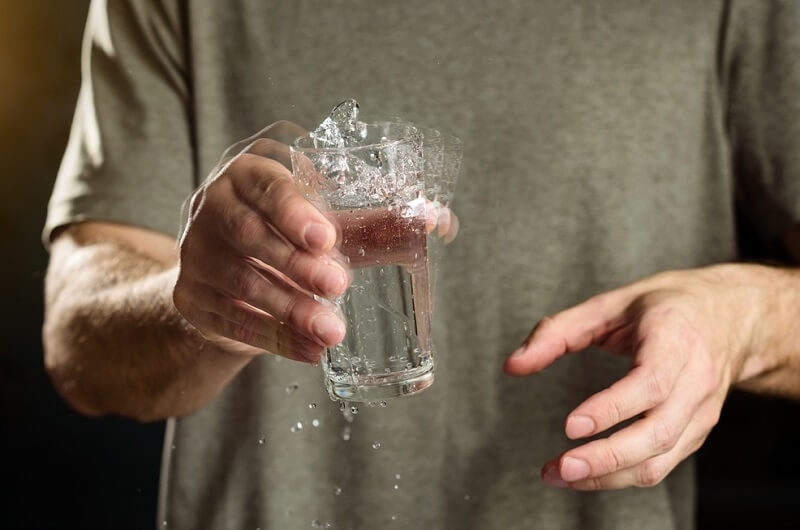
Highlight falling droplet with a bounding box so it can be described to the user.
[296,421,304,430]
[464,494,471,501]
[312,419,320,427]
[391,515,397,521]
[285,383,299,394]
[395,473,402,480]
[342,426,351,441]
[170,444,176,451]
[334,486,342,496]
[162,522,168,527]
[308,402,317,409]
[372,441,381,449]
[258,437,266,445]
[379,401,388,408]
[311,520,323,528]
[350,405,359,415]
[290,426,297,433]
[393,484,399,490]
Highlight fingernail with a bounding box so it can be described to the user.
[510,344,527,358]
[316,265,348,296]
[304,222,334,250]
[565,415,596,439]
[560,457,590,482]
[542,465,568,488]
[311,313,345,345]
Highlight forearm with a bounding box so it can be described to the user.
[728,264,800,399]
[44,236,251,421]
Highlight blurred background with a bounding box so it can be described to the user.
[1,2,798,529]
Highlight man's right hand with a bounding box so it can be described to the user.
[173,125,350,364]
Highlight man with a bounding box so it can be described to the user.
[43,1,800,528]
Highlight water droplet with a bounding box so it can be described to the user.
[308,402,317,409]
[464,494,471,501]
[285,383,299,394]
[342,426,351,441]
[290,426,297,433]
[162,522,168,527]
[350,405,359,415]
[334,486,342,496]
[391,515,397,521]
[312,418,320,427]
[393,484,399,490]
[311,520,323,528]
[395,473,402,480]
[367,401,377,407]
[258,437,266,445]
[339,401,346,411]
[170,444,176,451]
[296,421,304,430]
[372,441,381,449]
[379,401,388,408]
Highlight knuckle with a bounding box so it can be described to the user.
[637,459,668,487]
[598,444,626,474]
[644,368,671,406]
[279,291,304,329]
[172,284,190,312]
[282,245,306,278]
[229,266,263,300]
[228,211,264,243]
[229,322,257,345]
[608,391,626,425]
[651,420,680,453]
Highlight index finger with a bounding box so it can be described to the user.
[229,152,336,253]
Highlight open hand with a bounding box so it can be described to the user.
[504,265,768,490]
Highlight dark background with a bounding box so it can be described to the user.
[1,2,798,529]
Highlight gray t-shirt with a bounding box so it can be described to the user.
[45,1,800,529]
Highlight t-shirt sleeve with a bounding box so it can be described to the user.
[43,0,194,246]
[724,0,800,246]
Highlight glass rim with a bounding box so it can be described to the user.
[290,120,422,154]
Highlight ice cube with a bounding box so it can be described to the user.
[310,99,368,148]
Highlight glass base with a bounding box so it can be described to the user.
[325,366,435,402]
